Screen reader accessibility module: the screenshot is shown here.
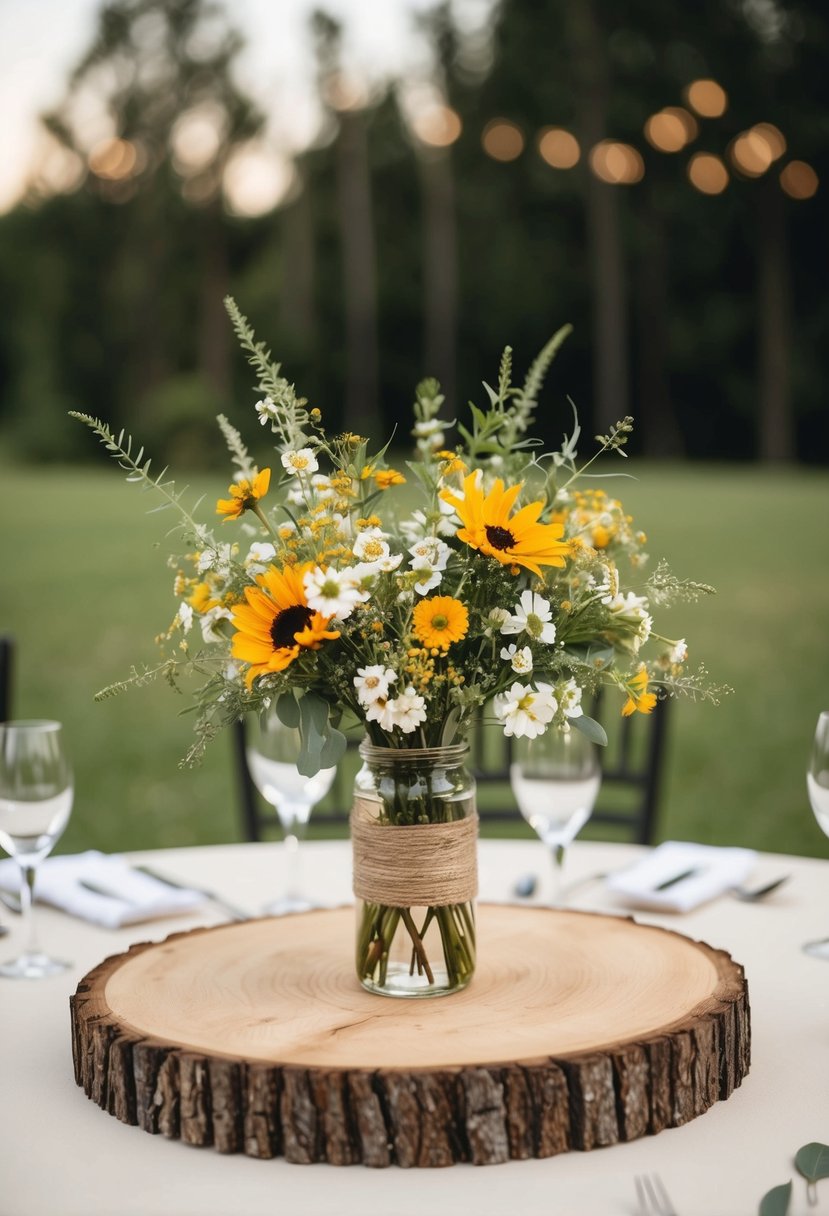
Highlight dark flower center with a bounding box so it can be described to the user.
[485,525,516,551]
[271,605,313,649]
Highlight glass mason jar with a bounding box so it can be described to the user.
[352,742,477,998]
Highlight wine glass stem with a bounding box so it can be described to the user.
[283,831,303,901]
[549,843,566,907]
[18,863,39,957]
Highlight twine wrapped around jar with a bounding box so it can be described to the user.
[351,797,478,908]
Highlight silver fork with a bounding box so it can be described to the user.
[635,1173,678,1216]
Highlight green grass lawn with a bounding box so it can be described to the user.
[1,459,828,858]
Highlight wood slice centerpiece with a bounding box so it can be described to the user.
[70,905,749,1167]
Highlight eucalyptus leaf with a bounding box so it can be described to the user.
[571,715,608,747]
[565,641,615,672]
[758,1181,791,1216]
[301,692,331,735]
[795,1142,829,1184]
[440,708,461,747]
[274,693,300,729]
[297,696,325,776]
[319,725,348,768]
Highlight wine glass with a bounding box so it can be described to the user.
[804,709,829,959]
[246,710,337,915]
[0,721,73,978]
[510,726,601,906]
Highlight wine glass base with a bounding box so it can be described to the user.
[0,950,72,979]
[803,937,829,960]
[262,895,314,917]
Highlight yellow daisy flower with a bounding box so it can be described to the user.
[621,665,658,717]
[216,468,271,521]
[230,562,340,688]
[187,582,220,613]
[440,471,570,577]
[374,468,406,489]
[412,596,469,650]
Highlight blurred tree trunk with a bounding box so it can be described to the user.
[336,109,379,437]
[567,0,629,433]
[419,147,457,406]
[198,200,231,401]
[756,179,793,462]
[635,191,684,456]
[278,170,315,350]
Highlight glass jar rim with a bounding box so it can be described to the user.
[0,720,63,732]
[358,739,469,765]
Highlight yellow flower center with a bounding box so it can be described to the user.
[364,676,380,689]
[362,540,384,560]
[289,455,310,470]
[525,613,544,638]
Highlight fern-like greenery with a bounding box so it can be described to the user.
[69,412,207,540]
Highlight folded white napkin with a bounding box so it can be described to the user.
[606,840,757,913]
[0,851,206,928]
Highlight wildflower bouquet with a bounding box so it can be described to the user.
[72,299,726,994]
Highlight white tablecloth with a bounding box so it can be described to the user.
[1,839,827,1216]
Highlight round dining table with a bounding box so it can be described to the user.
[1,837,827,1216]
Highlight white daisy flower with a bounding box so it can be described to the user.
[254,395,278,427]
[303,566,363,619]
[199,604,232,644]
[558,678,584,719]
[244,541,276,574]
[411,562,443,595]
[177,602,194,633]
[669,639,688,664]
[197,543,234,576]
[486,607,511,634]
[603,591,652,650]
[389,687,428,734]
[281,448,319,475]
[413,418,445,438]
[408,537,451,570]
[494,682,558,739]
[354,665,397,707]
[500,644,533,675]
[501,590,557,644]
[365,698,397,731]
[353,528,391,563]
[310,473,335,500]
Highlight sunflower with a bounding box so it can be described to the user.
[216,468,271,521]
[231,562,340,687]
[621,665,658,717]
[440,472,570,577]
[412,596,469,650]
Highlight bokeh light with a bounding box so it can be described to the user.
[223,144,296,216]
[644,108,698,153]
[410,105,462,148]
[751,123,786,161]
[730,129,774,177]
[589,140,644,184]
[171,105,225,176]
[537,127,580,169]
[779,160,819,200]
[687,152,729,195]
[88,138,138,180]
[482,119,524,162]
[685,79,728,118]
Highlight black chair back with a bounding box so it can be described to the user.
[0,636,13,723]
[234,693,668,846]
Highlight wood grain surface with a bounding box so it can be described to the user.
[70,904,750,1166]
